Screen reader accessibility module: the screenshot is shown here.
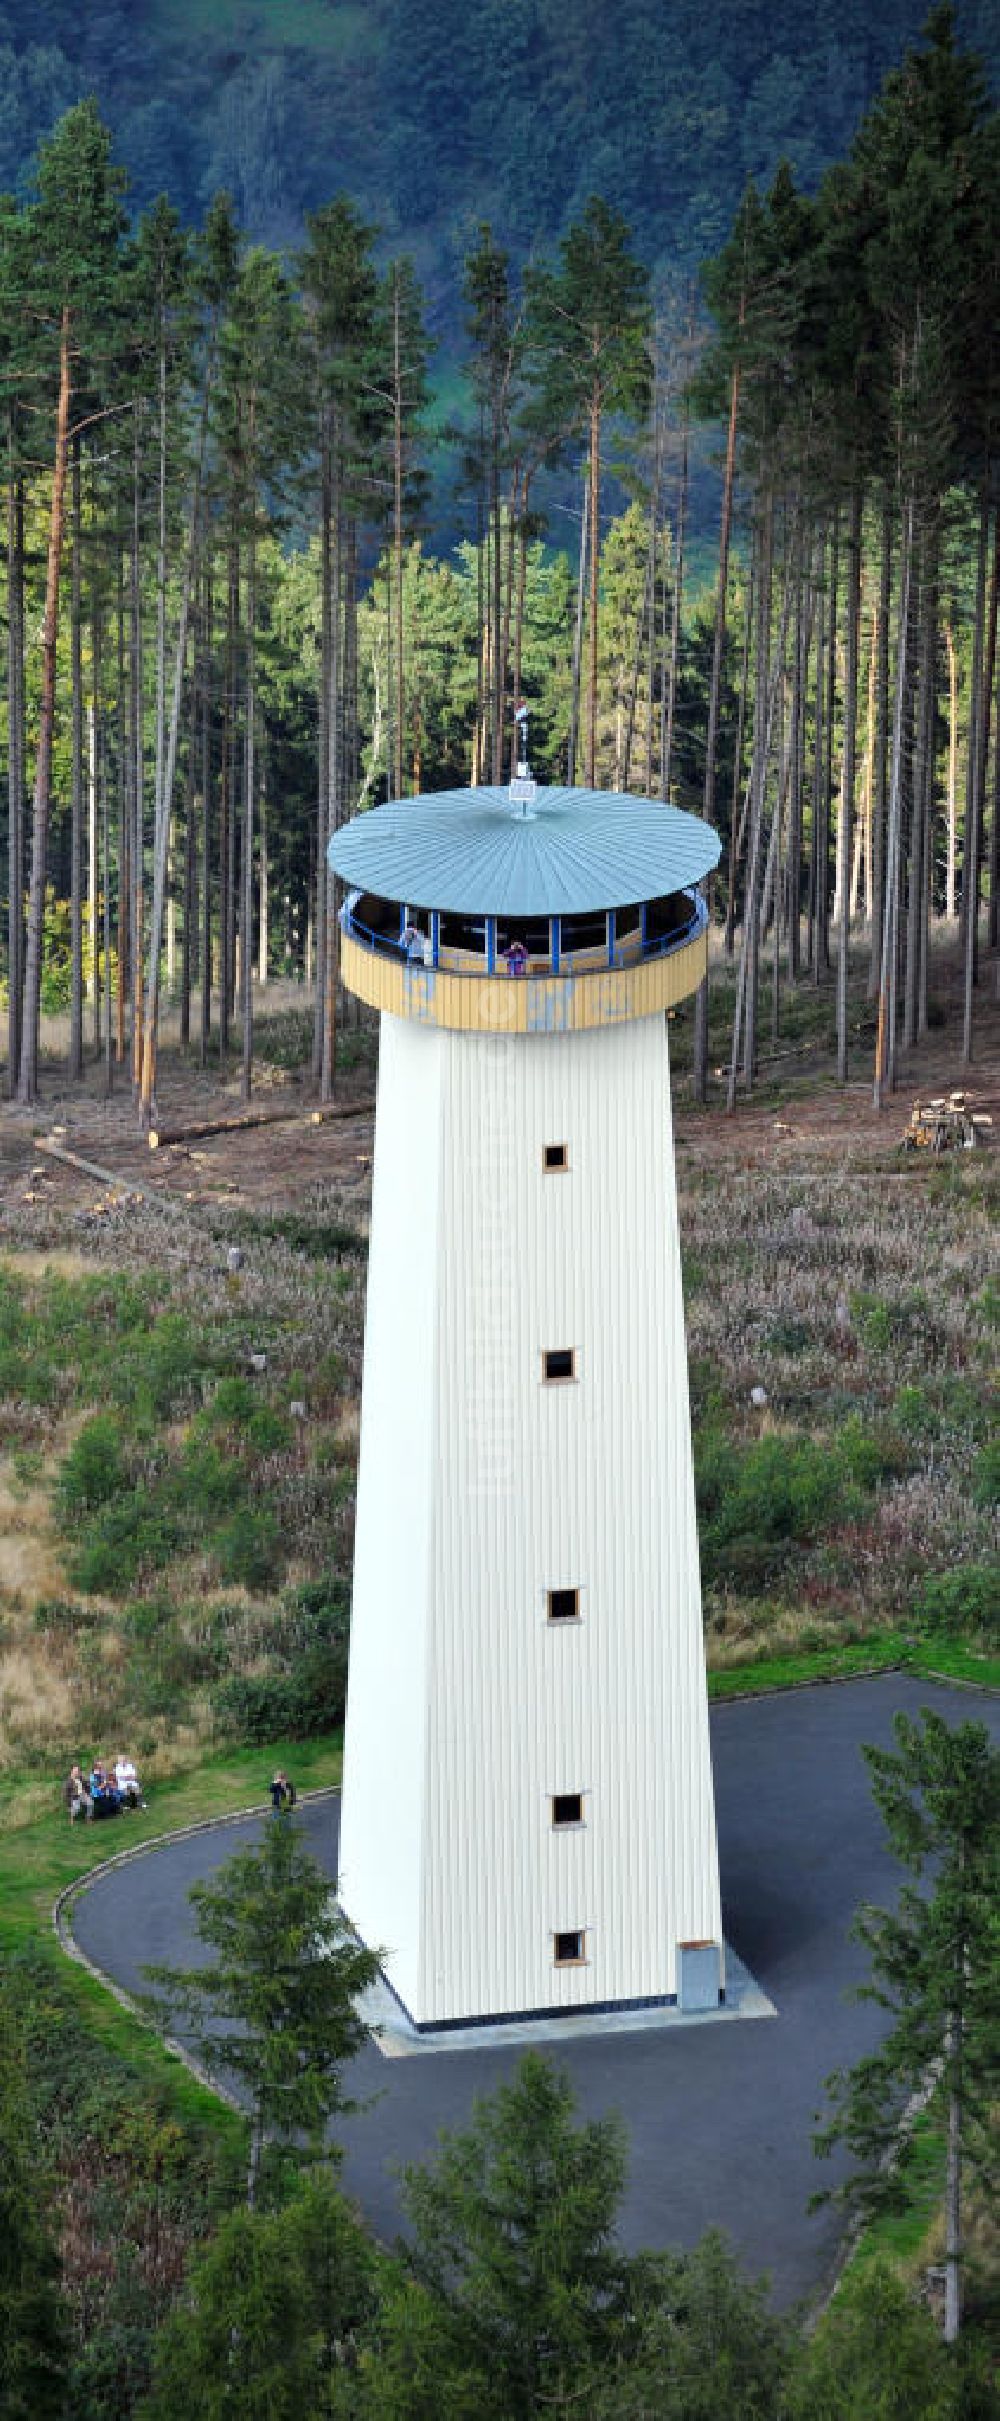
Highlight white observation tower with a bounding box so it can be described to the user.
[328,772,723,2031]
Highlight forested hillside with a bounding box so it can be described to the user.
[1,11,999,1116]
[2,0,998,335]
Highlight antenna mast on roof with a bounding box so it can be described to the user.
[509,701,536,817]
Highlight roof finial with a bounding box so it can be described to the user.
[509,702,537,817]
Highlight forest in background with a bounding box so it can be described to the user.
[2,0,999,340]
[1,7,998,1120]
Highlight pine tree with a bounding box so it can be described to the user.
[524,199,652,786]
[370,2052,662,2419]
[142,2168,377,2421]
[16,98,128,1103]
[300,195,379,1098]
[814,1710,1000,2344]
[144,1815,379,2209]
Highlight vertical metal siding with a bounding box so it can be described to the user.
[342,1010,721,2026]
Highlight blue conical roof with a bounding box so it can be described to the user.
[327,784,720,916]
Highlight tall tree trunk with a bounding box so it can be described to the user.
[945,623,958,922]
[836,486,862,1082]
[586,392,601,786]
[7,454,25,1091]
[242,500,256,1105]
[17,302,72,1105]
[663,400,689,805]
[702,361,740,833]
[140,349,213,1121]
[874,499,914,1109]
[912,530,939,1044]
[321,428,342,1105]
[724,560,754,959]
[809,537,825,980]
[87,695,99,1051]
[695,357,740,1102]
[962,504,1000,1062]
[622,540,652,792]
[960,482,989,962]
[989,650,1000,951]
[473,415,485,783]
[854,598,876,924]
[131,407,146,1097]
[69,436,84,1078]
[180,686,196,1049]
[257,766,268,987]
[200,564,213,1066]
[312,414,331,1081]
[392,272,404,800]
[728,491,783,1109]
[808,508,832,973]
[868,496,893,996]
[95,583,112,1096]
[566,477,588,786]
[786,552,809,981]
[218,529,238,1062]
[116,556,128,1062]
[511,474,532,776]
[490,398,502,782]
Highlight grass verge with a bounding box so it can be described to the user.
[0,1733,342,2131]
[706,1634,1000,1700]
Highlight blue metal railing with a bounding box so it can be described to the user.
[341,890,705,975]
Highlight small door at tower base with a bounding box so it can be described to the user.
[677,1941,723,2012]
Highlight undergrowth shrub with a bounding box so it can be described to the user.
[695,1416,909,1593]
[67,1487,185,1594]
[56,1414,131,1516]
[912,1563,999,1643]
[849,1289,929,1352]
[33,1596,101,1636]
[970,1438,1000,1509]
[214,1509,282,1591]
[211,1578,350,1742]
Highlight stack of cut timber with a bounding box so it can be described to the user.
[900,1092,992,1152]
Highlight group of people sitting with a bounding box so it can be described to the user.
[64,1755,146,1822]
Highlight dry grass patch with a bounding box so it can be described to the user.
[0,1465,66,1602]
[0,1645,77,1750]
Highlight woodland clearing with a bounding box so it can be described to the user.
[0,946,997,1814]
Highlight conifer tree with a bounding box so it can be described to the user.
[814,1710,1000,2344]
[145,1815,379,2210]
[524,199,652,785]
[16,98,128,1103]
[300,195,379,1097]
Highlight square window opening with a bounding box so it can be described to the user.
[543,1348,575,1383]
[547,1588,580,1623]
[543,1142,568,1172]
[552,1793,584,1827]
[554,1929,586,1966]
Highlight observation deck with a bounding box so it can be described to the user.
[328,781,720,1036]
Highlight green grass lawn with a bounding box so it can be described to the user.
[0,1732,343,1928]
[706,1634,1000,1700]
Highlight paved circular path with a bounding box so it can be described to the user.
[68,1674,1000,2309]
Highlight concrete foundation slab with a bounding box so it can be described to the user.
[361,1939,773,2057]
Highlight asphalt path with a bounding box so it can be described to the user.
[68,1674,1000,2310]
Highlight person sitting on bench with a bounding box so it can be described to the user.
[90,1760,121,1819]
[113,1753,145,1810]
[64,1765,92,1822]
